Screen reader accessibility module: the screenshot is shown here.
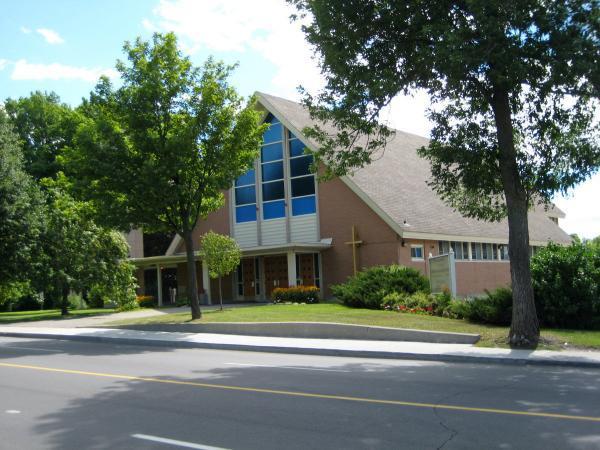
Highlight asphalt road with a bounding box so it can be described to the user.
[1,337,599,450]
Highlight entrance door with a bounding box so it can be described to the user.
[241,258,256,297]
[264,255,288,297]
[297,254,315,286]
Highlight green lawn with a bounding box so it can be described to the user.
[0,308,116,324]
[107,303,600,350]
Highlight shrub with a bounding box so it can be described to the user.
[447,287,513,325]
[271,286,320,304]
[531,242,600,329]
[68,293,86,310]
[331,265,429,309]
[136,295,156,308]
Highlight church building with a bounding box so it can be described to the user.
[129,92,571,305]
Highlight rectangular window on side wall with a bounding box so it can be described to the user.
[410,245,424,260]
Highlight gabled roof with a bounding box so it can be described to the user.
[257,92,572,245]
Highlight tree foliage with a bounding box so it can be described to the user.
[0,112,46,287]
[39,181,137,314]
[200,231,241,309]
[290,0,600,347]
[4,91,80,180]
[65,33,266,319]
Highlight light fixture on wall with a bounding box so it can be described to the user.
[403,219,411,227]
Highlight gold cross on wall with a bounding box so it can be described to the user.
[344,225,363,276]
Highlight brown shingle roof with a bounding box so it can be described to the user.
[257,92,571,244]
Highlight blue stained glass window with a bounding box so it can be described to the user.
[236,205,256,223]
[235,169,255,187]
[263,200,285,220]
[290,155,313,177]
[292,196,316,216]
[263,122,282,144]
[235,186,256,205]
[261,142,283,162]
[262,180,285,201]
[261,161,283,182]
[291,175,315,197]
[289,138,306,157]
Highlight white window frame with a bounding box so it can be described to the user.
[410,244,424,261]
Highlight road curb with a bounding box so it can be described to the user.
[2,329,599,368]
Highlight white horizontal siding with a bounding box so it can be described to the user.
[261,218,287,245]
[290,214,318,243]
[234,222,258,248]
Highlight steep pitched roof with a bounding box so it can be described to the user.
[257,92,571,245]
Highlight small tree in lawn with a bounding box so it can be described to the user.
[65,33,265,319]
[200,231,241,311]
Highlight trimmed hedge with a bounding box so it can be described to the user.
[136,295,156,308]
[331,265,429,309]
[272,286,320,304]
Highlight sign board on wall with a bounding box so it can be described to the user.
[428,250,457,296]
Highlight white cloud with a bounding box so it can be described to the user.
[0,59,8,71]
[554,174,600,239]
[20,26,32,34]
[11,59,118,82]
[146,0,430,136]
[36,28,65,44]
[147,0,323,100]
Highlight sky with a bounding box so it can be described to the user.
[0,0,597,239]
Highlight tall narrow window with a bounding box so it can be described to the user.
[288,131,316,216]
[261,115,286,220]
[234,168,256,223]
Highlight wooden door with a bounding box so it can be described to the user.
[297,254,315,286]
[264,255,288,297]
[242,258,256,297]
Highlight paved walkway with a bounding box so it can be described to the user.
[3,303,261,329]
[1,325,599,368]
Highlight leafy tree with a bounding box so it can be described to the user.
[0,112,46,290]
[4,91,80,180]
[290,0,600,347]
[37,179,136,314]
[64,33,265,319]
[199,231,242,310]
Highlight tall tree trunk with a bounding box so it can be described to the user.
[218,276,223,311]
[182,229,202,320]
[61,283,70,316]
[491,89,539,348]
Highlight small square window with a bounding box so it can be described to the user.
[410,245,424,260]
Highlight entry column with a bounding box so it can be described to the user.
[287,251,297,287]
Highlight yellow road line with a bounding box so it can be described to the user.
[1,361,599,423]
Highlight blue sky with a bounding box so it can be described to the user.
[1,0,598,238]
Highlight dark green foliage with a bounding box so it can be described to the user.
[531,243,600,329]
[0,113,46,287]
[4,91,80,180]
[449,288,513,326]
[331,265,429,309]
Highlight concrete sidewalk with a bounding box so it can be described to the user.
[1,326,600,368]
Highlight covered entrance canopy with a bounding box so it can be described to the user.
[130,241,332,304]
